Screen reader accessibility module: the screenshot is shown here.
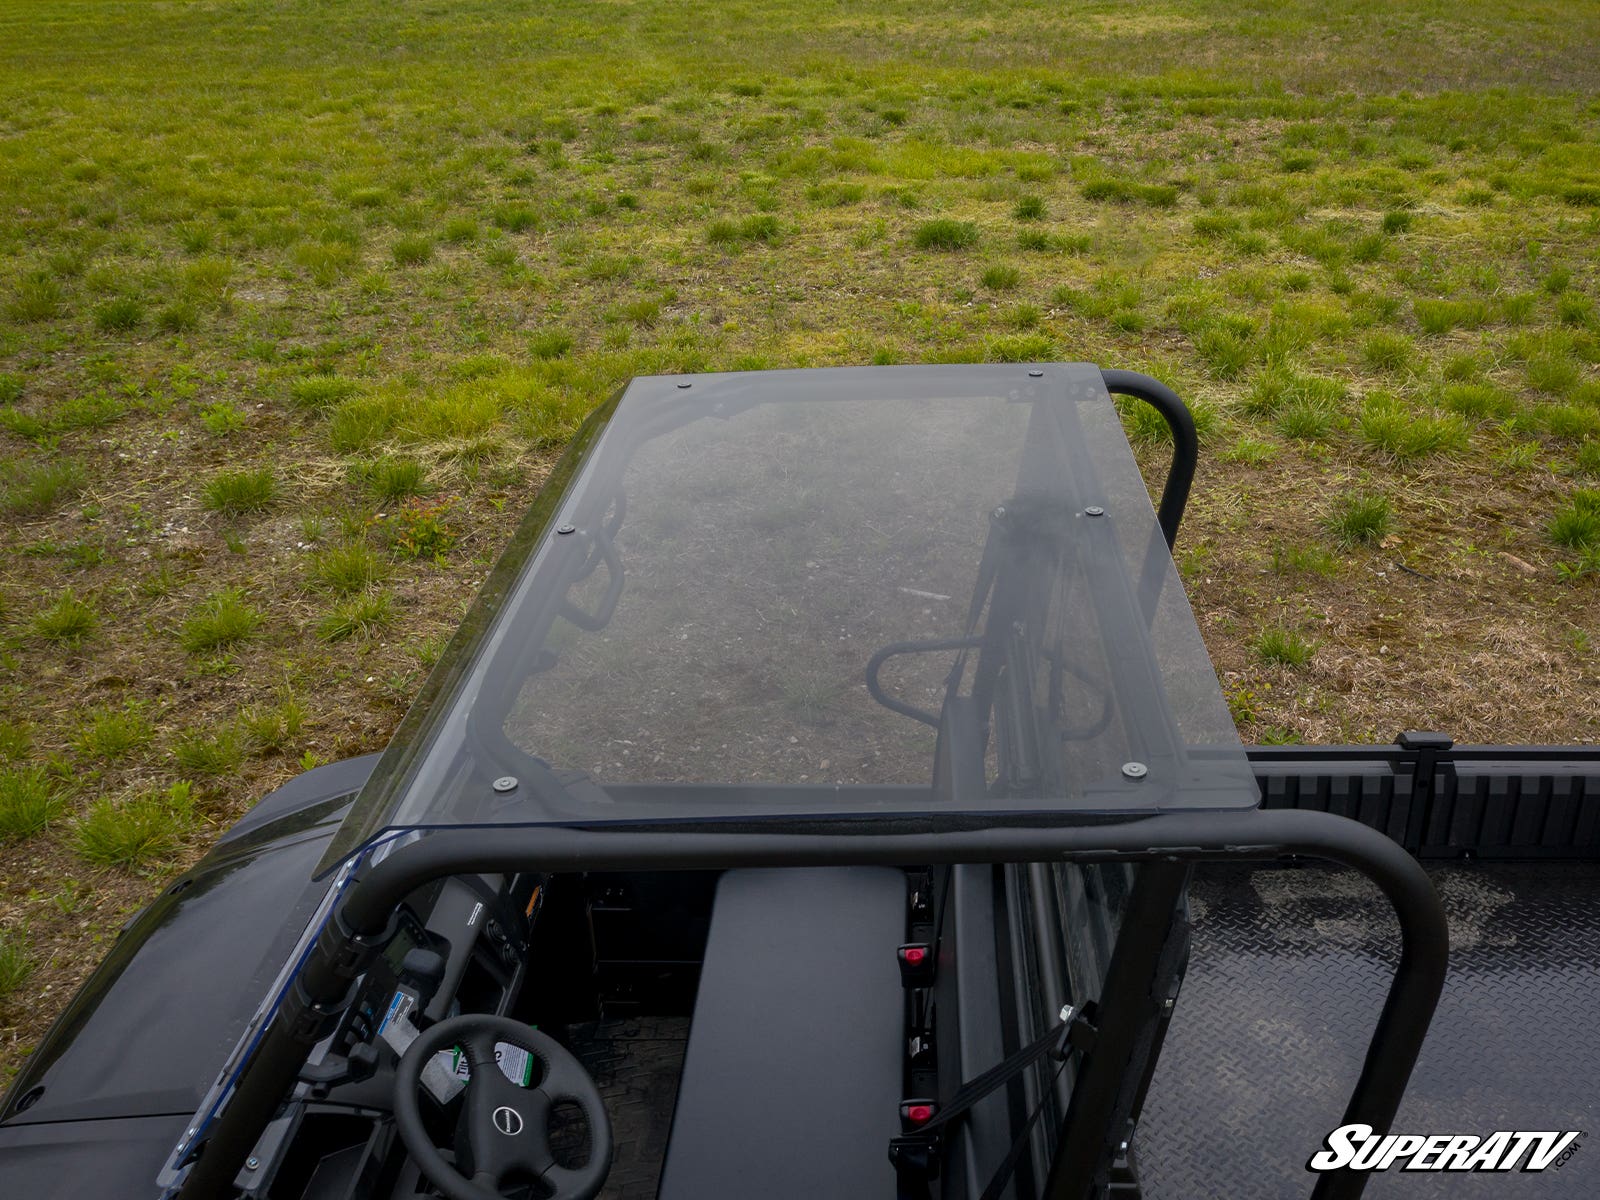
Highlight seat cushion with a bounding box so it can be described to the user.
[657,867,906,1200]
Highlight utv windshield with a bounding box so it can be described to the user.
[321,364,1255,872]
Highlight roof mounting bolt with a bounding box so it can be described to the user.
[1059,1003,1076,1023]
[992,505,1007,521]
[1085,505,1105,517]
[555,524,576,535]
[492,776,519,794]
[1121,761,1148,780]
[245,1157,260,1171]
[676,381,692,389]
[1027,368,1044,377]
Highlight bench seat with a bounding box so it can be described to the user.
[657,867,906,1199]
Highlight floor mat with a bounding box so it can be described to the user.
[569,1016,688,1200]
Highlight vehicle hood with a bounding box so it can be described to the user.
[0,1114,188,1200]
[0,785,354,1128]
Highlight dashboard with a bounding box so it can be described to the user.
[238,870,544,1199]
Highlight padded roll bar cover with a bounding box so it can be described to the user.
[657,867,907,1200]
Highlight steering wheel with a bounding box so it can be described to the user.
[393,1014,613,1200]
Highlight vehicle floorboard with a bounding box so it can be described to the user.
[568,1016,688,1200]
[1139,863,1600,1198]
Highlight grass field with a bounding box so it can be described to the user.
[2,0,1600,1080]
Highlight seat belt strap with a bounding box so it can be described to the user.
[889,1005,1098,1188]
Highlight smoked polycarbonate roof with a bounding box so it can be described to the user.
[321,365,1256,870]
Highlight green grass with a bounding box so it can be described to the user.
[0,722,29,763]
[1,458,83,518]
[0,765,65,840]
[392,236,434,266]
[1549,490,1600,549]
[317,589,395,641]
[1255,625,1318,666]
[913,219,979,250]
[74,701,154,762]
[980,263,1020,290]
[1362,331,1414,373]
[1357,395,1469,461]
[289,375,361,411]
[1439,383,1517,422]
[1013,195,1045,221]
[0,928,33,1005]
[1414,298,1490,336]
[1327,490,1394,547]
[239,696,307,752]
[92,296,144,332]
[305,542,389,595]
[171,724,249,775]
[30,590,98,644]
[6,274,62,323]
[1276,398,1337,441]
[178,590,264,654]
[1271,543,1340,577]
[74,781,195,868]
[202,468,278,516]
[530,330,574,360]
[356,456,430,502]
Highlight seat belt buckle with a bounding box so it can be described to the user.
[899,1099,939,1133]
[897,943,935,987]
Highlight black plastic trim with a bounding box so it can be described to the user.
[1248,734,1600,860]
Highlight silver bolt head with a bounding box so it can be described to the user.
[555,523,576,535]
[1085,505,1105,517]
[492,776,519,793]
[245,1156,260,1170]
[1121,761,1148,779]
[1058,1003,1076,1023]
[1028,368,1044,377]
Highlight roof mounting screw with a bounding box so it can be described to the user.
[555,524,576,535]
[245,1157,260,1171]
[1085,505,1105,517]
[1027,368,1044,377]
[492,776,519,794]
[1121,761,1148,780]
[1059,1003,1076,1023]
[992,505,1007,521]
[676,381,692,389]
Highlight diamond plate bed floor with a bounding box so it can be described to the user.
[569,1016,688,1200]
[1138,863,1599,1199]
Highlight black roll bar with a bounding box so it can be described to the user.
[1099,369,1198,549]
[176,807,1446,1200]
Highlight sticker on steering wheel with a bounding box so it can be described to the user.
[433,1041,535,1091]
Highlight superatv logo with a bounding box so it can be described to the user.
[1308,1124,1583,1173]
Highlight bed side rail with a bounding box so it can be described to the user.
[1249,732,1600,861]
